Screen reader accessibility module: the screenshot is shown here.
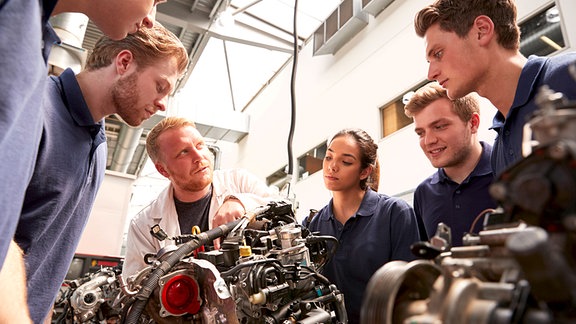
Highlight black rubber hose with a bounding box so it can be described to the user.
[305,235,339,270]
[122,218,243,324]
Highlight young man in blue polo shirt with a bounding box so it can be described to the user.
[405,82,497,246]
[0,0,164,322]
[414,0,576,177]
[14,24,188,323]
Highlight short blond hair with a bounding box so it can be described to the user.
[146,117,196,163]
[404,82,480,122]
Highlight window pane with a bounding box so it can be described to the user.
[382,99,412,137]
[520,5,565,57]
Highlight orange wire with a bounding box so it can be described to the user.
[468,208,497,234]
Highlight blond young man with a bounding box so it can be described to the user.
[405,82,496,246]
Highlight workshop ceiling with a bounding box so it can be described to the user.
[81,0,340,100]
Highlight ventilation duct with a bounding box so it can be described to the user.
[361,0,395,17]
[48,13,89,74]
[109,126,144,173]
[186,108,250,143]
[313,0,368,56]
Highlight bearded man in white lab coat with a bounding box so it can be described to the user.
[123,116,279,277]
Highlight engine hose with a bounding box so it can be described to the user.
[297,309,331,324]
[272,214,297,225]
[306,236,338,253]
[77,272,112,293]
[270,302,293,322]
[55,302,70,324]
[330,285,348,324]
[300,286,347,323]
[257,264,285,293]
[120,298,135,323]
[305,235,339,270]
[122,218,243,324]
[220,258,284,278]
[301,266,331,287]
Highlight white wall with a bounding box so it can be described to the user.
[221,0,573,221]
[76,171,135,256]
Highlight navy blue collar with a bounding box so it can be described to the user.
[491,55,547,128]
[56,68,101,127]
[431,141,493,184]
[321,188,381,221]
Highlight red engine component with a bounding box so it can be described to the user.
[160,274,201,316]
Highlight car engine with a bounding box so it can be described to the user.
[51,200,344,324]
[53,266,122,323]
